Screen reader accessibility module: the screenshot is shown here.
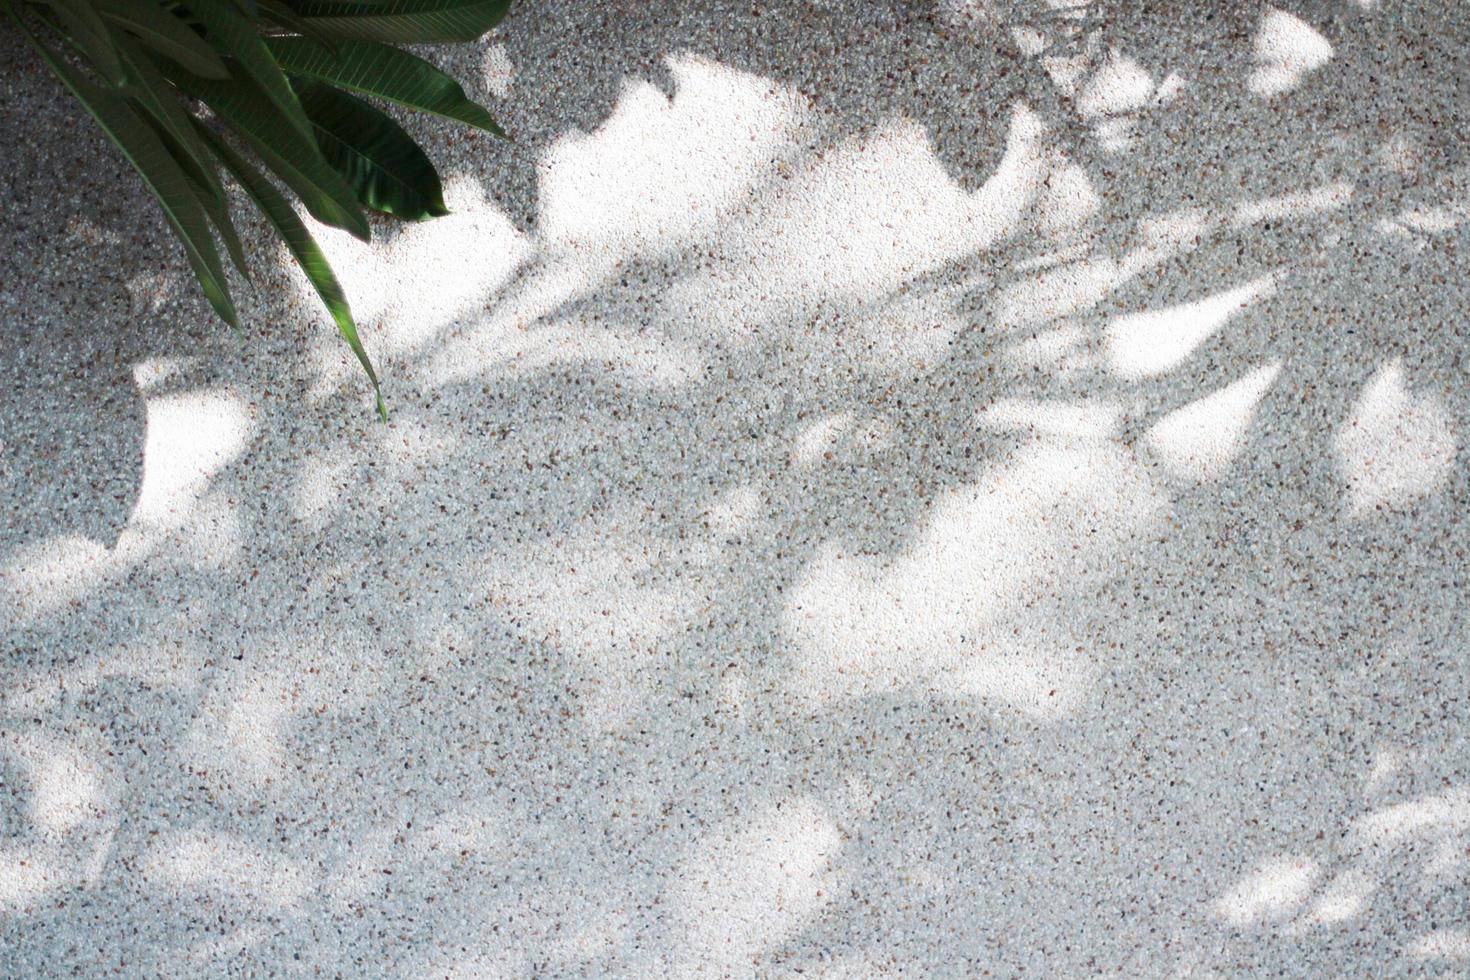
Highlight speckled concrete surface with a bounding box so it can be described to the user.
[3,1,1470,975]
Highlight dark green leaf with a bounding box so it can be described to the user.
[268,36,505,138]
[257,0,337,57]
[292,75,447,219]
[199,123,386,419]
[294,0,511,44]
[6,2,238,328]
[186,1,316,144]
[162,61,372,240]
[111,34,249,278]
[112,34,223,201]
[36,0,126,84]
[93,0,229,79]
[168,128,251,278]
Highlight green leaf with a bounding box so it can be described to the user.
[35,0,126,84]
[110,34,250,277]
[6,2,238,328]
[293,0,511,44]
[268,36,505,138]
[292,75,447,219]
[93,0,229,79]
[257,0,337,57]
[170,128,251,279]
[199,124,386,419]
[112,34,223,201]
[162,61,372,240]
[186,1,317,144]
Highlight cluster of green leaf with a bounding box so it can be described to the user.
[6,0,513,418]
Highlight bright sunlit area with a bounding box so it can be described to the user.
[1,0,1468,975]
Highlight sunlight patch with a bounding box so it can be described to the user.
[1216,855,1319,926]
[1036,162,1101,237]
[663,798,843,973]
[1143,363,1281,481]
[1303,868,1374,926]
[129,387,251,530]
[1078,51,1154,119]
[1106,274,1278,379]
[0,850,60,911]
[539,53,807,262]
[0,534,111,621]
[26,742,104,834]
[977,397,1122,440]
[1352,787,1470,844]
[1250,9,1333,97]
[481,43,515,99]
[144,830,312,906]
[1335,359,1455,516]
[661,103,1045,346]
[1409,928,1470,960]
[1231,181,1354,228]
[784,441,1164,712]
[792,413,856,468]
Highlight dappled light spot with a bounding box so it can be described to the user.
[183,924,270,973]
[996,254,1134,329]
[1364,746,1406,796]
[1143,362,1281,481]
[1250,9,1333,98]
[24,742,103,835]
[1078,51,1154,120]
[292,446,357,530]
[1352,787,1470,844]
[976,397,1121,440]
[1009,24,1047,59]
[1216,855,1320,926]
[705,485,762,535]
[661,104,1046,344]
[996,207,1209,329]
[128,386,251,531]
[1303,868,1374,926]
[1078,51,1155,150]
[0,850,60,912]
[0,732,117,911]
[143,831,312,906]
[445,315,705,388]
[1375,201,1470,249]
[481,512,708,732]
[1424,834,1469,879]
[792,413,856,468]
[851,281,972,373]
[1231,182,1355,229]
[180,677,296,790]
[1335,359,1455,516]
[1408,928,1470,960]
[1377,129,1427,175]
[427,55,809,383]
[0,533,112,622]
[1106,274,1279,379]
[1155,71,1187,104]
[316,174,530,358]
[481,42,515,99]
[1036,162,1101,237]
[663,797,842,973]
[784,441,1164,711]
[2,377,249,620]
[539,54,807,262]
